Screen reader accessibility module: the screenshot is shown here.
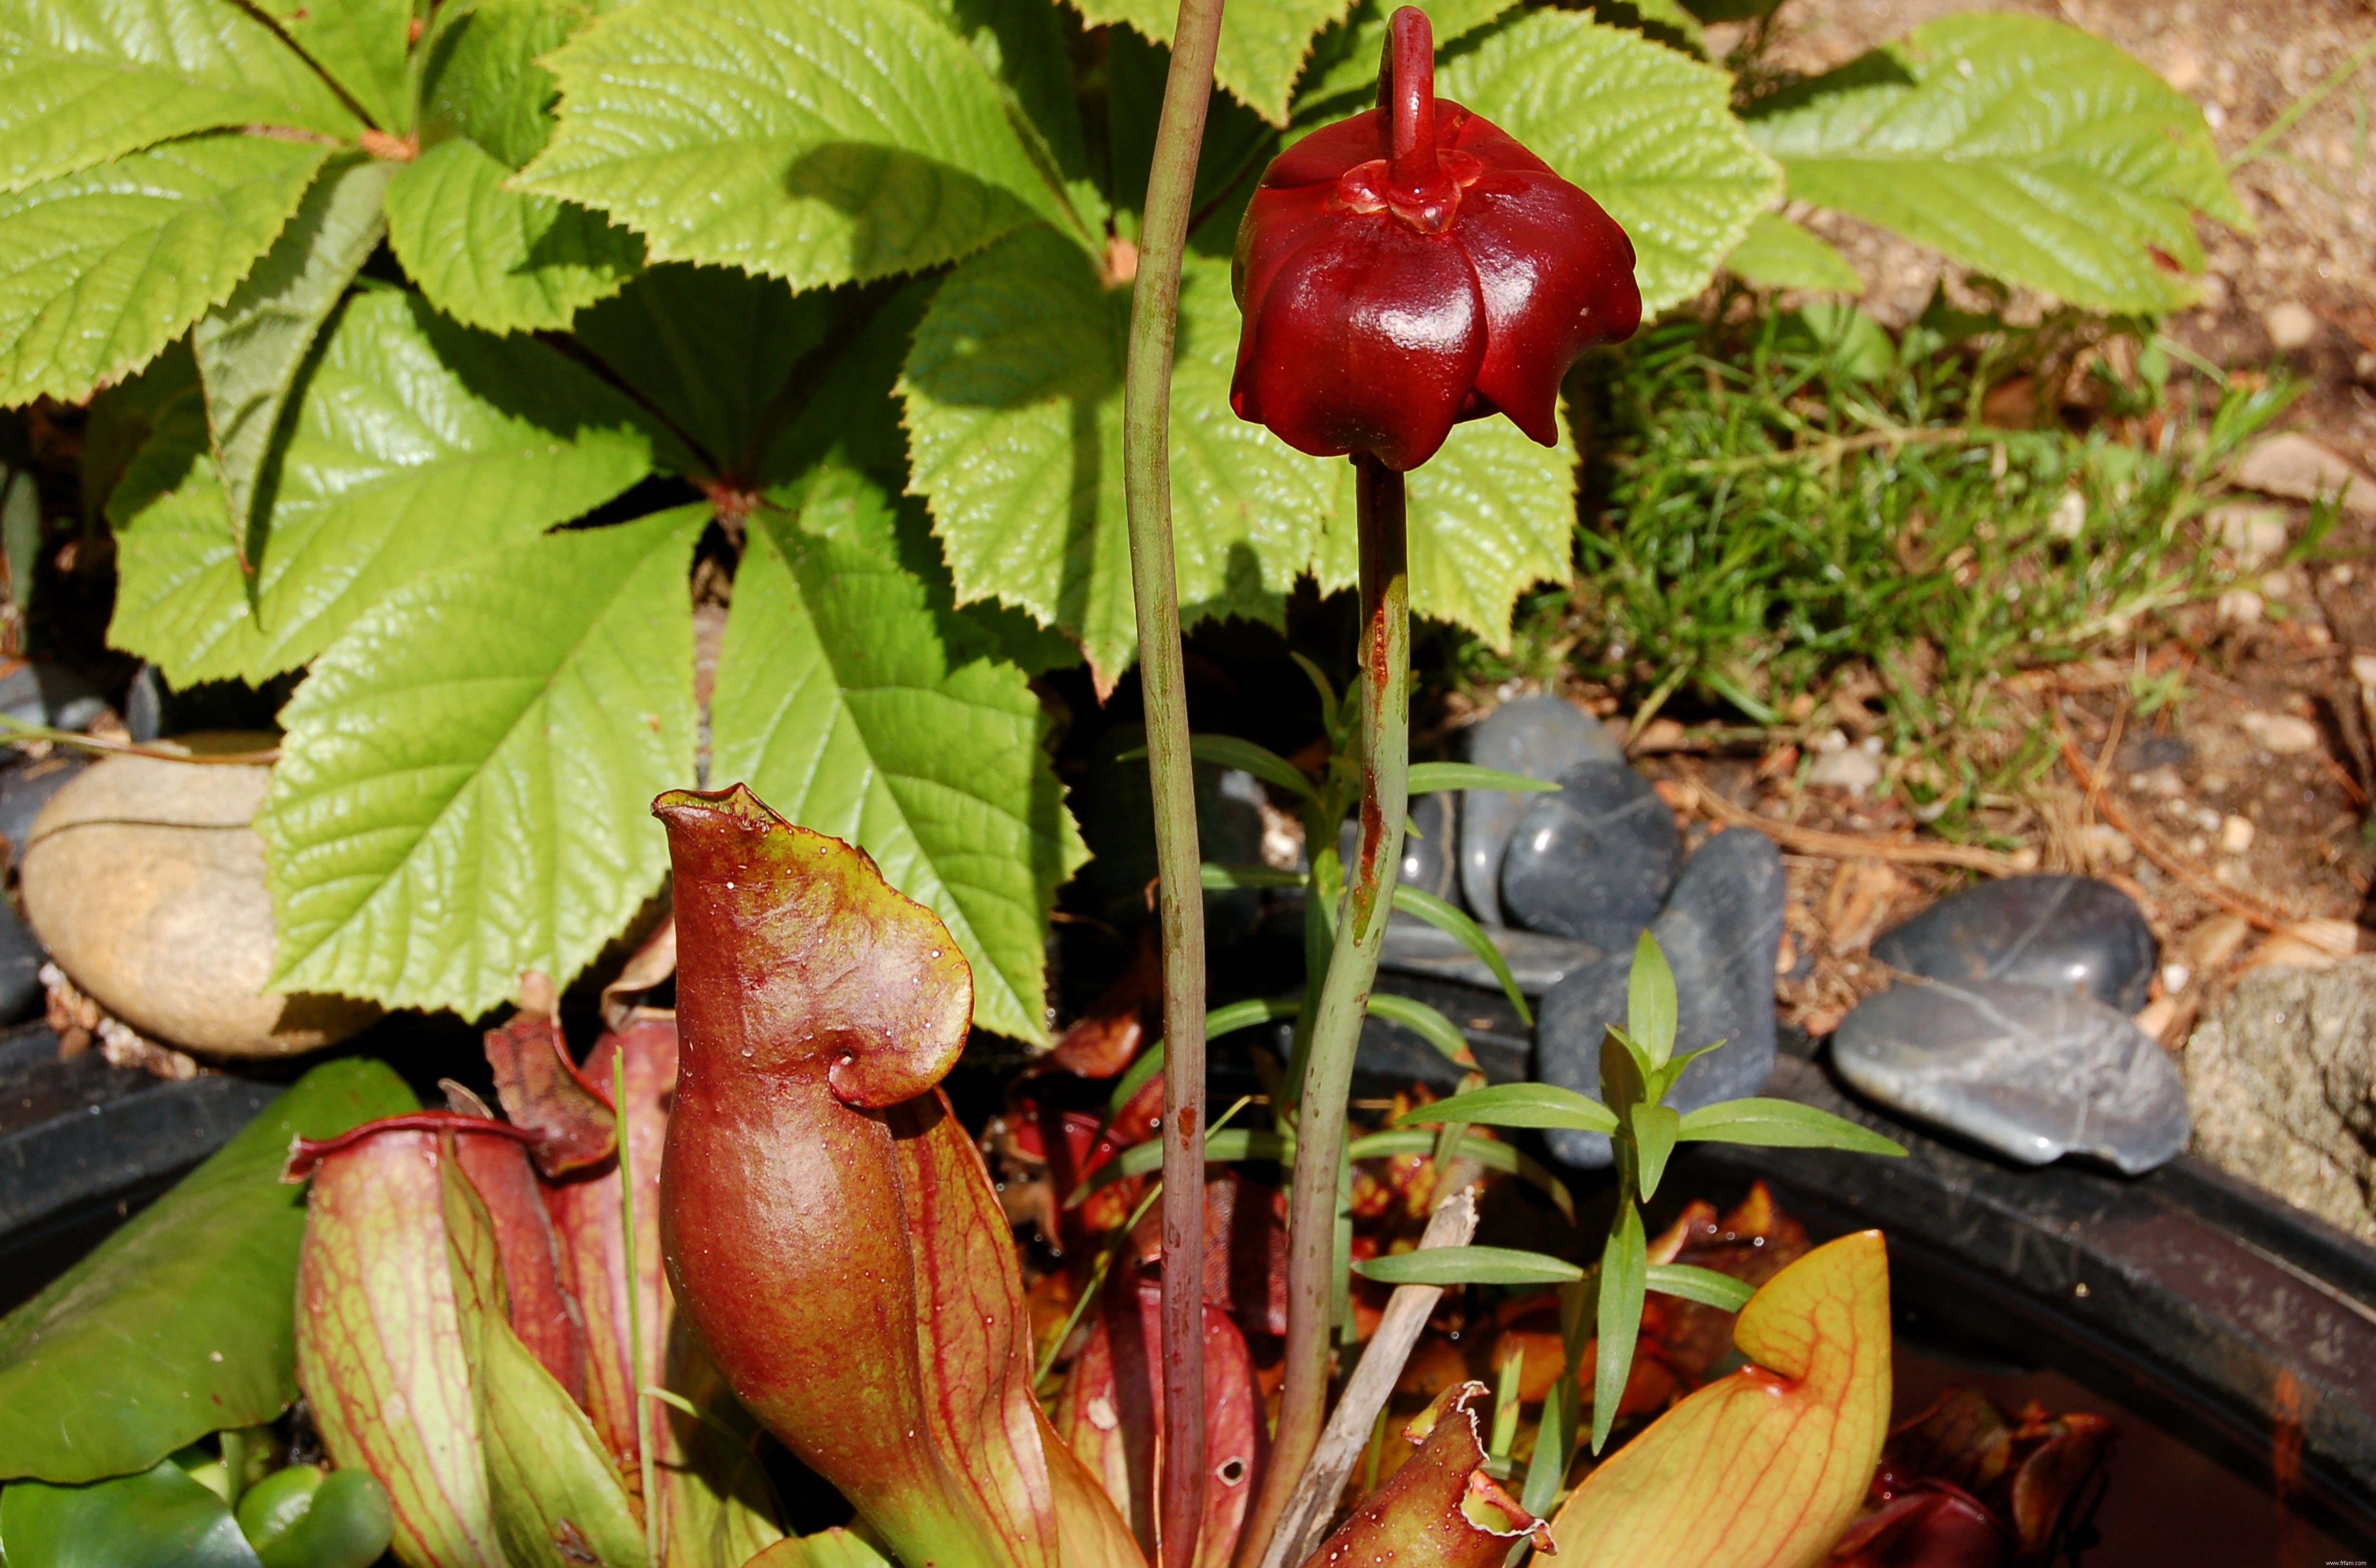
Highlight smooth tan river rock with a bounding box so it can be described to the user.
[19,735,378,1057]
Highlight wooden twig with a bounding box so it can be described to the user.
[1258,1179,1480,1568]
[1677,782,2022,876]
[2054,719,2300,933]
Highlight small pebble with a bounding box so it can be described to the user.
[2161,962,2192,994]
[2239,711,2320,755]
[2220,814,2255,854]
[2264,301,2318,351]
[1807,745,1882,795]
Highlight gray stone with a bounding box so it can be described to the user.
[1873,874,2157,1013]
[1458,696,1621,926]
[1379,916,1601,996]
[19,736,379,1057]
[1833,979,2188,1175]
[1341,789,1456,903]
[0,662,107,733]
[1500,760,1679,949]
[1536,829,1785,1167]
[1076,724,1266,939]
[0,900,40,1025]
[2184,958,2376,1244]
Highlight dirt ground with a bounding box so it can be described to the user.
[1664,0,2376,1041]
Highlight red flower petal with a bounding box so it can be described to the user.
[1231,216,1485,470]
[1457,170,1640,446]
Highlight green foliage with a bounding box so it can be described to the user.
[0,1061,415,1484]
[0,0,357,190]
[514,0,1077,287]
[0,1459,266,1568]
[14,0,2244,1033]
[257,508,703,1017]
[0,135,329,406]
[1745,14,2242,313]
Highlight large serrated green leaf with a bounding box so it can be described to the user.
[393,0,643,335]
[257,508,704,1016]
[917,0,1089,182]
[109,289,658,687]
[1723,209,1862,293]
[514,0,1075,288]
[900,226,1331,687]
[1437,10,1780,314]
[193,152,393,539]
[1312,407,1577,650]
[573,263,833,478]
[387,137,643,335]
[1745,14,2241,313]
[252,0,412,132]
[0,1060,416,1484]
[1075,0,1356,126]
[707,464,1087,1045]
[0,134,331,407]
[0,0,357,191]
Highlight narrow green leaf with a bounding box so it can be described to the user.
[109,289,659,687]
[257,508,703,1016]
[0,1460,264,1568]
[1354,1245,1583,1288]
[0,0,357,191]
[1631,1103,1680,1200]
[1745,14,2242,312]
[515,0,1074,287]
[1437,10,1782,313]
[1347,1129,1573,1223]
[193,152,393,539]
[387,138,643,336]
[0,134,330,407]
[1365,992,1476,1069]
[1103,995,1300,1119]
[1078,0,1356,124]
[1591,1201,1648,1453]
[1394,1080,1618,1136]
[1405,762,1561,796]
[1311,394,1578,655]
[1186,734,1314,800]
[1086,1128,1292,1195]
[1723,210,1862,293]
[1642,1263,1755,1312]
[1627,931,1678,1067]
[1600,1028,1650,1121]
[0,1061,416,1483]
[1389,883,1532,1023]
[1520,1370,1578,1520]
[251,0,412,131]
[441,1152,646,1568]
[1201,861,1307,891]
[707,465,1087,1044]
[1674,1097,1908,1157]
[901,229,1332,688]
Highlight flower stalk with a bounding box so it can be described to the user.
[1238,454,1410,1568]
[1122,0,1230,1563]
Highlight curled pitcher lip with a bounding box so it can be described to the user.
[1229,5,1642,471]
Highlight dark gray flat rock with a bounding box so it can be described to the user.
[1499,760,1678,949]
[1873,873,2158,1013]
[1535,828,1785,1167]
[1378,915,1601,996]
[1458,697,1621,927]
[0,662,107,733]
[0,752,85,861]
[0,900,40,1025]
[1832,978,2189,1176]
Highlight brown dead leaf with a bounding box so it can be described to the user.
[2239,918,2376,973]
[1823,860,1905,955]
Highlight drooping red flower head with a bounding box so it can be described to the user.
[1230,6,1642,471]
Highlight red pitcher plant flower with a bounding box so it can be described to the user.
[1231,5,1642,470]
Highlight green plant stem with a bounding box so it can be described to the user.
[614,1049,660,1567]
[1123,1,1227,1562]
[1240,454,1409,1568]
